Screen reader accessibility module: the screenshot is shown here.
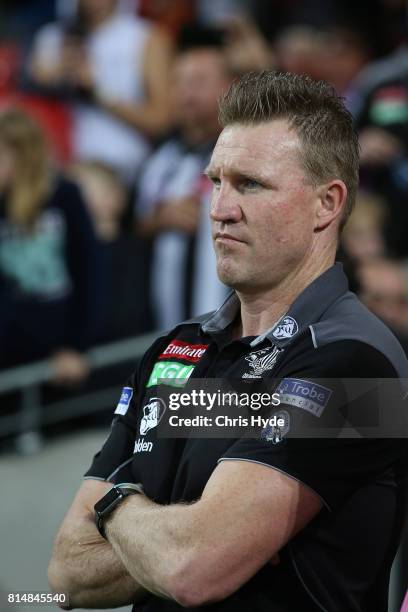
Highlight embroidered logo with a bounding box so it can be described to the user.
[140,397,166,435]
[261,410,290,444]
[242,346,281,379]
[272,316,298,340]
[159,340,208,363]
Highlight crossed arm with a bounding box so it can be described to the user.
[47,478,145,609]
[48,460,322,608]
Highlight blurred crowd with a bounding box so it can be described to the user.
[0,0,407,394]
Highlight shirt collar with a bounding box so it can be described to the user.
[201,263,349,347]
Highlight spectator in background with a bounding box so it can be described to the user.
[341,190,387,262]
[70,161,152,344]
[274,26,322,80]
[135,28,232,330]
[27,0,174,183]
[316,27,370,104]
[0,108,103,385]
[351,37,408,257]
[274,25,370,102]
[354,258,408,351]
[221,15,274,76]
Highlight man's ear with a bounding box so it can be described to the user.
[315,180,348,231]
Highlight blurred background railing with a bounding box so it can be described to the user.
[0,332,158,453]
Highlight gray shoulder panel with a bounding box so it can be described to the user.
[310,292,408,378]
[180,311,216,326]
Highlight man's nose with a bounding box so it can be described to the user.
[210,184,243,223]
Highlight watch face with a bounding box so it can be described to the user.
[94,487,122,515]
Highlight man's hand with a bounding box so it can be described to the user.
[48,479,146,609]
[60,41,95,92]
[158,196,201,234]
[50,349,90,386]
[138,196,201,236]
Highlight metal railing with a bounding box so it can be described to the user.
[0,332,159,453]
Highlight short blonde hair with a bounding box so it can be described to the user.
[219,71,360,229]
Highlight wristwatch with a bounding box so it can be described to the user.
[94,482,144,539]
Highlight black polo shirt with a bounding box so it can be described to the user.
[85,263,408,612]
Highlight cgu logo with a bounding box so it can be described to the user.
[146,360,195,388]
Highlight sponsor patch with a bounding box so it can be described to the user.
[114,386,133,415]
[261,410,290,444]
[242,346,281,378]
[277,378,331,417]
[272,316,298,340]
[134,438,153,453]
[146,361,195,388]
[158,340,208,363]
[140,397,167,435]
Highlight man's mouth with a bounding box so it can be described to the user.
[214,232,245,244]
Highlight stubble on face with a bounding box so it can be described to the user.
[209,121,317,294]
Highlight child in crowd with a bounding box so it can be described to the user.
[70,160,152,343]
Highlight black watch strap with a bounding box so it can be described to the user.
[94,482,144,539]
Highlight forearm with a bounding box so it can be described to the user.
[105,496,196,603]
[97,97,171,138]
[49,514,145,609]
[102,471,297,608]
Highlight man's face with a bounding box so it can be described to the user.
[207,120,319,292]
[172,49,230,131]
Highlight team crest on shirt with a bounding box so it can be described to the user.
[140,397,166,435]
[242,346,282,379]
[261,410,290,444]
[272,316,298,340]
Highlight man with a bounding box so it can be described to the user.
[136,28,231,328]
[48,72,408,611]
[351,42,408,257]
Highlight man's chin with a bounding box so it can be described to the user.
[217,266,246,290]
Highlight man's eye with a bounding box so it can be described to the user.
[210,177,221,188]
[240,179,260,190]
